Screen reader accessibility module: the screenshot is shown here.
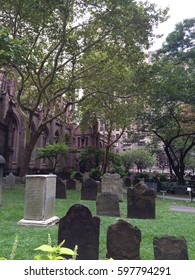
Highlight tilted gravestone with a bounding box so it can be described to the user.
[106,219,141,260]
[127,182,155,219]
[17,174,59,227]
[56,177,66,199]
[81,178,98,200]
[6,172,16,189]
[66,178,76,190]
[101,173,123,201]
[58,204,100,260]
[96,192,120,217]
[153,236,189,260]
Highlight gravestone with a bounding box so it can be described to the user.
[127,183,155,219]
[153,236,189,260]
[96,192,120,217]
[6,172,16,189]
[56,177,66,199]
[0,155,6,207]
[58,204,100,260]
[101,173,123,201]
[106,219,141,260]
[66,178,76,190]
[124,177,132,187]
[81,178,98,200]
[57,171,71,180]
[17,174,59,227]
[83,172,90,181]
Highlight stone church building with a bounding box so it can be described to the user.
[0,74,105,176]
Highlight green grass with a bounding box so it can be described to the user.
[1,185,195,260]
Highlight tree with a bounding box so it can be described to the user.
[138,55,195,184]
[78,146,104,172]
[120,148,156,173]
[156,18,195,63]
[0,0,166,176]
[36,143,69,171]
[0,0,167,176]
[76,54,146,173]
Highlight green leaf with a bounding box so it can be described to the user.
[59,247,75,256]
[34,245,54,253]
[34,255,51,260]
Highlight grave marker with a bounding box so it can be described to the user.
[106,219,141,260]
[6,172,16,189]
[81,178,97,200]
[101,173,123,201]
[96,192,120,217]
[58,204,100,260]
[56,177,66,199]
[17,174,59,226]
[153,236,189,260]
[127,183,155,219]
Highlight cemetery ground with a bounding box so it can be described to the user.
[1,185,195,260]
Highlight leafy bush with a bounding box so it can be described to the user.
[89,168,103,181]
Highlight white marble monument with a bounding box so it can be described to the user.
[18,174,59,227]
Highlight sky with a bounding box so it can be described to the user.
[148,0,195,50]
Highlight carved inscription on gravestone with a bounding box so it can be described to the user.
[101,173,123,201]
[24,175,56,221]
[96,192,120,217]
[106,219,141,260]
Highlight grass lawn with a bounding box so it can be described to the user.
[1,185,195,260]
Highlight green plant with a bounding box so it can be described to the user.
[0,234,19,260]
[34,235,78,260]
[36,143,69,171]
[89,168,103,181]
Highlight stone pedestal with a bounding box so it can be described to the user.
[18,174,59,227]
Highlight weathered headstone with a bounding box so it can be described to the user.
[56,177,66,199]
[124,177,132,187]
[6,172,16,189]
[153,236,189,260]
[0,155,6,207]
[58,204,100,260]
[57,171,71,180]
[96,192,120,217]
[81,178,98,200]
[66,178,76,190]
[83,172,90,181]
[106,219,141,260]
[101,173,123,201]
[17,174,59,227]
[127,183,155,219]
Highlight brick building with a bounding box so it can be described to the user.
[0,75,105,175]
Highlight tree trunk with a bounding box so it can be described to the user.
[19,147,34,178]
[19,130,41,177]
[102,145,110,174]
[164,146,186,185]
